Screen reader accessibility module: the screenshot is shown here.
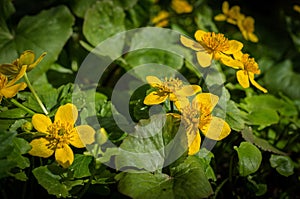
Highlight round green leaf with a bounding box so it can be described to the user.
[269,154,294,177]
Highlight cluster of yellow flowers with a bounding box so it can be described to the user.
[214,1,259,43]
[151,0,193,27]
[0,50,46,102]
[144,76,231,155]
[180,30,267,93]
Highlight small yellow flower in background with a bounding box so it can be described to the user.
[180,30,243,68]
[29,103,96,168]
[234,52,267,93]
[0,50,46,79]
[152,11,170,27]
[175,93,231,155]
[214,1,245,25]
[294,5,300,13]
[171,0,193,14]
[143,76,201,106]
[0,66,27,102]
[237,16,258,43]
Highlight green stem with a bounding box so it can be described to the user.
[10,98,35,115]
[23,72,48,115]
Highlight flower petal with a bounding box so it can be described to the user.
[193,93,219,113]
[220,56,243,69]
[176,85,201,97]
[32,114,52,133]
[0,64,19,77]
[55,103,78,125]
[214,14,227,21]
[55,144,74,168]
[19,50,35,65]
[223,40,243,54]
[194,30,207,42]
[174,97,190,111]
[27,52,47,72]
[1,82,27,98]
[222,1,229,13]
[6,65,27,87]
[180,35,204,51]
[187,128,201,155]
[248,73,268,93]
[196,51,212,67]
[71,125,96,148]
[200,117,231,140]
[144,91,168,105]
[146,76,163,88]
[248,33,258,43]
[29,138,54,158]
[236,70,250,88]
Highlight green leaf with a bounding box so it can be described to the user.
[234,142,262,176]
[269,155,294,177]
[83,0,125,56]
[0,159,15,179]
[241,127,286,155]
[116,156,213,199]
[0,0,15,20]
[33,166,69,198]
[264,60,300,100]
[0,131,16,158]
[69,154,93,178]
[196,148,216,181]
[0,108,28,119]
[0,6,74,80]
[225,100,245,131]
[69,0,97,18]
[7,137,31,169]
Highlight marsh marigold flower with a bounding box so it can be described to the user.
[152,11,170,27]
[180,30,243,68]
[29,103,96,168]
[234,52,267,93]
[294,5,300,13]
[0,66,27,102]
[143,76,201,106]
[237,16,258,43]
[214,1,245,25]
[0,50,46,79]
[171,0,193,14]
[175,93,231,155]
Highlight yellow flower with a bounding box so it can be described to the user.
[180,30,243,68]
[29,103,96,168]
[237,16,258,43]
[0,50,46,79]
[143,76,201,106]
[152,11,170,27]
[234,52,267,93]
[214,1,245,25]
[0,66,27,102]
[294,5,300,13]
[171,0,193,14]
[176,93,231,155]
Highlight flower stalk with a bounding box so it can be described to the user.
[10,98,35,115]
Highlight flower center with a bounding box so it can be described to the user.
[46,121,74,149]
[201,32,230,53]
[242,55,260,74]
[162,77,183,93]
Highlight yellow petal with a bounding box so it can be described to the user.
[194,30,207,42]
[55,103,78,125]
[236,70,250,88]
[29,138,54,158]
[146,76,162,88]
[32,114,52,133]
[19,50,35,65]
[223,40,243,54]
[176,85,201,97]
[174,97,190,111]
[214,14,227,21]
[220,56,243,69]
[144,91,168,105]
[6,65,27,87]
[193,93,219,113]
[71,125,96,147]
[187,128,201,155]
[200,117,231,140]
[27,52,47,72]
[248,73,268,93]
[248,33,258,43]
[180,35,203,51]
[1,82,27,98]
[196,51,212,67]
[222,1,229,13]
[55,144,74,168]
